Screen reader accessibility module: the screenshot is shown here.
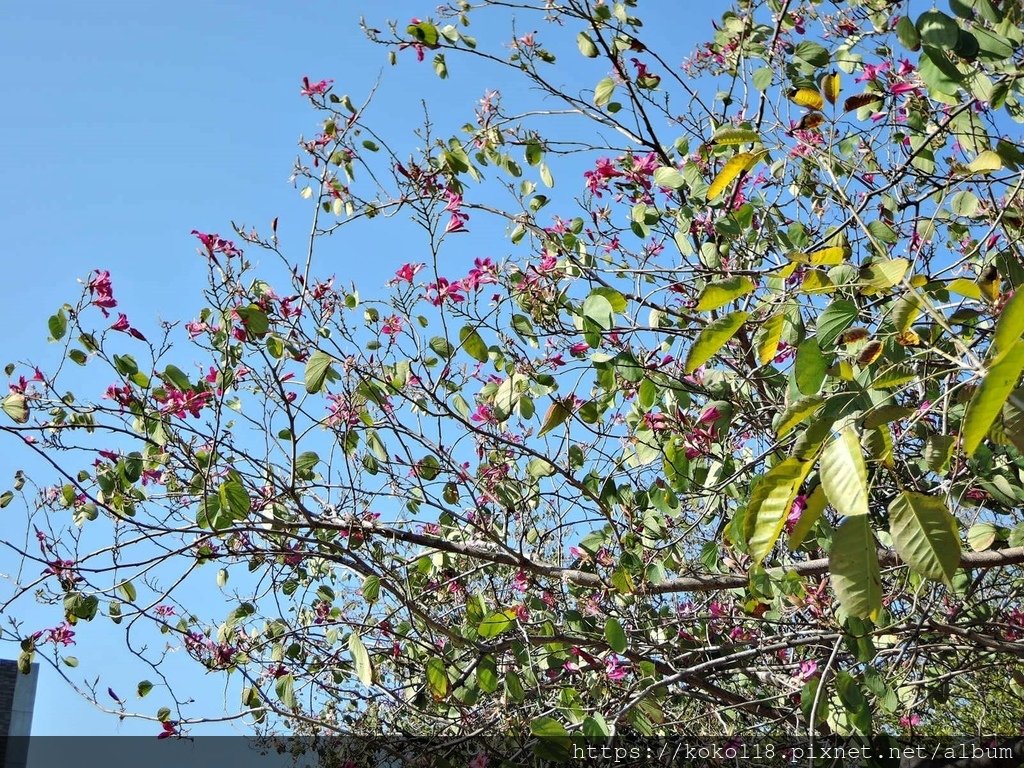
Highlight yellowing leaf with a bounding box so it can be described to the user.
[707,152,766,200]
[789,87,824,111]
[712,128,760,146]
[993,288,1024,362]
[348,633,373,687]
[684,312,748,373]
[947,277,981,300]
[965,150,1002,174]
[789,484,826,550]
[963,339,1024,456]
[820,426,869,516]
[801,269,834,294]
[821,71,841,105]
[745,457,814,564]
[830,515,882,621]
[694,276,755,311]
[860,258,909,295]
[790,246,850,266]
[977,265,1001,304]
[775,395,825,438]
[888,492,960,584]
[756,312,785,366]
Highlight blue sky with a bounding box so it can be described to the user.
[0,0,724,737]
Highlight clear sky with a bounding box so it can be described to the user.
[0,0,725,737]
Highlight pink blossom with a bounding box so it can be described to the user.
[185,320,208,338]
[795,659,818,681]
[425,278,466,306]
[605,655,628,681]
[87,269,117,317]
[697,405,720,425]
[110,313,147,341]
[381,315,403,337]
[155,387,212,419]
[899,713,922,728]
[46,622,76,646]
[786,494,808,534]
[190,230,241,262]
[391,262,424,285]
[444,211,469,233]
[300,77,333,97]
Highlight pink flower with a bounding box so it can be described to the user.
[697,405,720,425]
[786,494,808,534]
[110,313,147,341]
[444,211,469,233]
[391,262,424,285]
[569,342,590,357]
[46,622,76,647]
[605,655,628,681]
[469,752,489,768]
[899,713,921,728]
[425,278,466,306]
[470,403,495,424]
[87,269,117,317]
[795,659,818,681]
[300,77,333,97]
[381,315,403,337]
[190,230,241,263]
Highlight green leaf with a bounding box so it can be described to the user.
[776,396,826,438]
[275,674,297,709]
[963,339,1024,456]
[795,339,828,396]
[577,31,599,58]
[605,617,627,652]
[594,77,615,107]
[425,657,449,700]
[49,310,68,341]
[992,288,1024,362]
[163,364,191,392]
[968,522,999,552]
[117,581,137,602]
[477,655,499,693]
[0,491,13,509]
[652,165,685,189]
[694,276,755,312]
[916,10,960,49]
[820,427,869,517]
[219,480,251,521]
[684,312,748,374]
[712,128,760,146]
[348,633,373,686]
[137,680,153,698]
[919,47,962,99]
[888,492,960,584]
[530,715,571,760]
[816,300,859,348]
[361,575,381,602]
[830,515,882,621]
[746,457,813,564]
[459,326,489,363]
[477,609,517,638]
[294,451,320,477]
[582,292,615,331]
[304,350,334,394]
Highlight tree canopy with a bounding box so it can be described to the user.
[4,0,1024,760]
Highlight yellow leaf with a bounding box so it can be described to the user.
[795,113,826,131]
[707,151,766,201]
[821,71,841,105]
[965,150,1002,175]
[757,313,785,366]
[790,246,850,266]
[801,269,834,294]
[789,87,824,111]
[977,264,1001,304]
